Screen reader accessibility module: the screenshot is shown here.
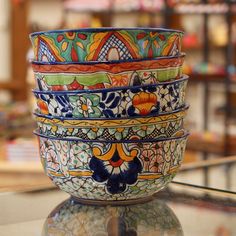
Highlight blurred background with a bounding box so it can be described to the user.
[0,0,236,192]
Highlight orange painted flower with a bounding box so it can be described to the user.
[132,92,157,115]
[108,74,129,87]
[37,99,49,115]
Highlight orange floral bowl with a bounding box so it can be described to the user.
[33,75,188,119]
[34,106,188,141]
[30,27,184,63]
[34,130,189,202]
[32,54,185,91]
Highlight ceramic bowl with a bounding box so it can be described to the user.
[30,27,184,62]
[33,75,188,119]
[35,130,188,202]
[35,107,188,141]
[31,54,185,91]
[34,65,183,91]
[43,198,183,235]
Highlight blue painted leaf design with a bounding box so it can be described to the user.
[108,96,121,109]
[103,109,115,118]
[106,93,115,103]
[102,91,108,101]
[99,102,105,109]
[127,106,135,116]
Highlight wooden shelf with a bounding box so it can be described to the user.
[187,134,236,155]
[173,3,235,15]
[0,81,21,91]
[180,156,236,172]
[189,73,227,83]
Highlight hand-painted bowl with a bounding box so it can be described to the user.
[34,65,183,91]
[35,107,188,141]
[43,198,183,235]
[30,27,184,62]
[35,133,188,201]
[31,54,185,91]
[33,75,188,119]
[35,130,189,202]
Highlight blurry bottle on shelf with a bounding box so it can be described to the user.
[209,16,227,47]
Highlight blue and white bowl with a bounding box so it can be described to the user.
[33,75,188,119]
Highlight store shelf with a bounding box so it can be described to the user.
[182,44,226,51]
[64,0,165,13]
[180,156,236,172]
[0,160,53,192]
[189,73,226,83]
[173,3,235,15]
[0,81,20,91]
[187,134,236,155]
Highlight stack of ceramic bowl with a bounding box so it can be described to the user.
[30,28,189,204]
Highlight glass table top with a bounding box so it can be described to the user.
[0,181,235,236]
[175,156,236,193]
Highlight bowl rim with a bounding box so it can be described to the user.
[30,53,186,66]
[33,104,189,122]
[30,27,184,38]
[34,129,189,143]
[32,74,188,95]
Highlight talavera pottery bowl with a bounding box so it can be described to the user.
[34,65,183,91]
[31,54,185,91]
[30,27,184,62]
[35,106,188,141]
[33,75,188,119]
[35,130,188,202]
[42,198,183,236]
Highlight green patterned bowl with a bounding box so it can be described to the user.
[35,130,189,202]
[32,55,185,91]
[30,28,184,62]
[35,107,188,141]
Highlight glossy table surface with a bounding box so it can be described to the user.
[0,158,236,236]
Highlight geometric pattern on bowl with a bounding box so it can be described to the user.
[33,75,188,119]
[30,28,184,62]
[36,131,188,201]
[43,198,183,235]
[35,108,187,141]
[34,65,183,91]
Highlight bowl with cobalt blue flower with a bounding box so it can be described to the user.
[30,28,184,63]
[35,130,189,204]
[33,75,188,119]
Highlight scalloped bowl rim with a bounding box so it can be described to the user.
[30,27,184,38]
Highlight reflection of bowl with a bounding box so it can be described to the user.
[33,75,188,119]
[35,107,188,141]
[30,28,184,62]
[35,131,188,202]
[32,55,185,91]
[42,197,183,236]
